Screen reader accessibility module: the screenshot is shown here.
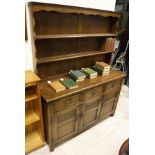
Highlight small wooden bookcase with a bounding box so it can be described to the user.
[25,70,45,153]
[28,2,126,152]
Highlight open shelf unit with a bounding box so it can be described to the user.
[28,2,125,152]
[28,2,120,78]
[25,70,45,154]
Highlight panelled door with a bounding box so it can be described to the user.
[53,104,80,144]
[100,88,119,119]
[80,97,101,130]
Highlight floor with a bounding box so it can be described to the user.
[29,85,129,155]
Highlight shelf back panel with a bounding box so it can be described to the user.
[37,54,111,79]
[36,37,105,58]
[34,11,118,35]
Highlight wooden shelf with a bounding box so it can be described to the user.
[25,131,44,153]
[25,93,38,102]
[35,33,116,40]
[37,51,113,64]
[25,110,40,126]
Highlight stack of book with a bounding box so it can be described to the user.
[68,70,86,82]
[60,78,78,89]
[93,61,111,76]
[81,67,98,79]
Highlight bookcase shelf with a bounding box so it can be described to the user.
[25,93,38,102]
[25,130,44,153]
[25,70,45,154]
[37,51,113,64]
[35,33,117,40]
[25,110,40,126]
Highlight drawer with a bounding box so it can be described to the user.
[53,94,81,112]
[93,86,103,97]
[104,80,121,91]
[83,89,94,101]
[83,86,103,101]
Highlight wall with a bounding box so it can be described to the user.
[25,0,116,70]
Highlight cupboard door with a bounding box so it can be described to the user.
[53,104,80,144]
[80,97,101,130]
[100,90,118,119]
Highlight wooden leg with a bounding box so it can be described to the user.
[111,112,115,116]
[49,143,54,152]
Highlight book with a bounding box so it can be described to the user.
[94,65,110,72]
[93,66,104,74]
[93,66,110,76]
[107,38,111,51]
[111,38,115,51]
[60,78,78,89]
[89,75,97,79]
[69,70,86,80]
[105,37,112,51]
[104,37,109,51]
[110,38,113,51]
[47,80,66,92]
[69,73,84,82]
[81,67,98,77]
[95,61,110,70]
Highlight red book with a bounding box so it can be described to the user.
[111,38,115,51]
[95,61,110,69]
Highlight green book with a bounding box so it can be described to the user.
[81,67,98,77]
[69,70,86,80]
[93,66,110,76]
[68,73,84,82]
[93,66,103,74]
[60,78,78,89]
[95,64,110,71]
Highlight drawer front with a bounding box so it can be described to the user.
[93,86,104,97]
[83,89,94,101]
[104,80,121,91]
[83,85,103,101]
[53,94,81,112]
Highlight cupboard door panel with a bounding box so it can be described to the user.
[57,119,76,140]
[81,97,101,130]
[83,109,98,126]
[53,105,79,144]
[100,89,119,119]
[100,98,116,118]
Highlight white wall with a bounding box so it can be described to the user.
[25,0,116,70]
